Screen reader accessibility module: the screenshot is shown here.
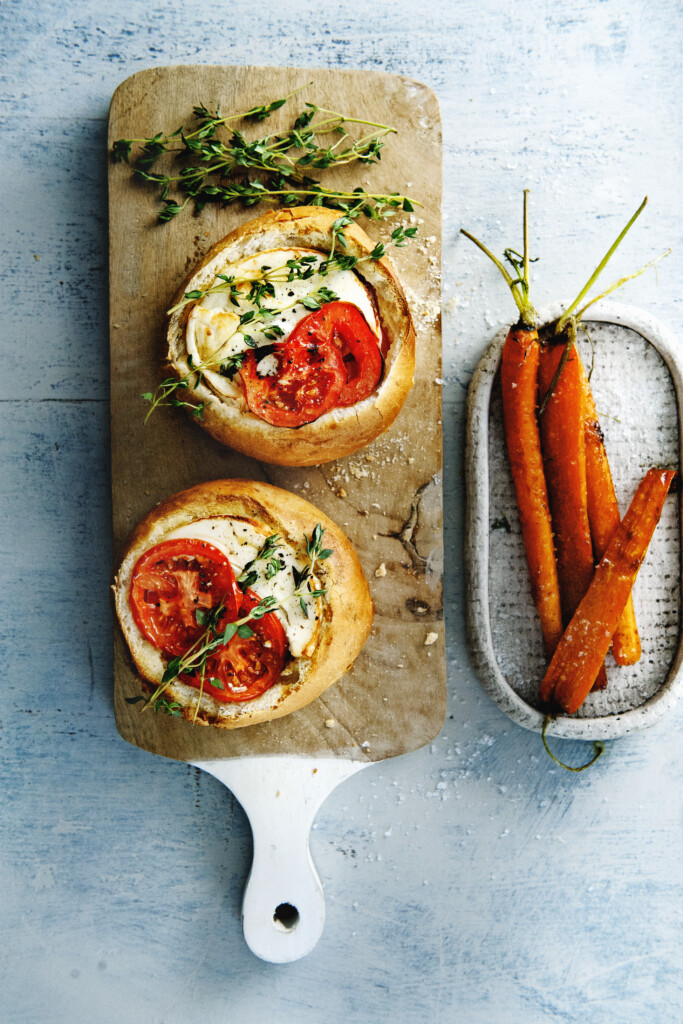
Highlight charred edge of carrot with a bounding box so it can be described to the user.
[590,665,609,691]
[581,368,641,666]
[540,468,676,714]
[500,325,563,659]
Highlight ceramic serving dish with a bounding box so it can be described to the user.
[466,300,683,740]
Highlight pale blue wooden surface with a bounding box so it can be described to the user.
[1,1,682,1021]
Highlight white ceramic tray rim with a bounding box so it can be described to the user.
[466,300,683,740]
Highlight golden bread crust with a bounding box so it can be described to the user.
[114,479,374,728]
[164,207,415,465]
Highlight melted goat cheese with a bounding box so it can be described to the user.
[162,517,322,658]
[185,247,380,399]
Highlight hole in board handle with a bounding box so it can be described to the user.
[273,903,300,932]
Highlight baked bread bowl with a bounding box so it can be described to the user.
[114,479,373,728]
[164,207,415,466]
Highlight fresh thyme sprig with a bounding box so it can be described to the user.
[168,224,417,318]
[296,524,333,617]
[112,90,418,224]
[111,85,311,166]
[167,254,322,315]
[216,351,248,381]
[144,278,340,419]
[125,525,332,715]
[299,285,339,311]
[124,694,183,716]
[144,219,418,421]
[237,533,283,591]
[142,353,210,423]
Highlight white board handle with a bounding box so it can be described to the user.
[193,756,365,963]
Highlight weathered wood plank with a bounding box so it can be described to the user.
[108,65,446,761]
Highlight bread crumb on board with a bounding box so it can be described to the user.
[424,632,438,646]
[325,431,415,491]
[375,563,387,578]
[325,718,335,729]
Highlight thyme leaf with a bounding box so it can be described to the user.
[153,698,182,717]
[300,285,338,311]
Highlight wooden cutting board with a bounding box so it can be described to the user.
[108,64,445,764]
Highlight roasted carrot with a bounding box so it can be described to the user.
[464,195,672,747]
[537,329,608,689]
[536,202,669,670]
[540,468,676,713]
[534,199,665,687]
[501,326,564,658]
[581,361,641,664]
[462,193,563,659]
[538,333,593,619]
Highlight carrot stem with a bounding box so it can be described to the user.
[556,197,648,335]
[575,248,672,321]
[522,188,530,295]
[541,716,605,771]
[540,468,676,713]
[460,192,536,327]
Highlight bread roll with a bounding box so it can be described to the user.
[164,207,415,465]
[114,479,374,728]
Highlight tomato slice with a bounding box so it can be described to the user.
[240,326,346,427]
[239,301,382,427]
[182,589,288,703]
[324,302,384,407]
[130,539,239,657]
